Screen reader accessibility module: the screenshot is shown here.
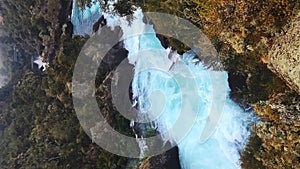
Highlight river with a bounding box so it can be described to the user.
[71,1,256,169]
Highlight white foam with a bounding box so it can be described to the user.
[121,11,255,169]
[70,5,256,168]
[71,0,102,36]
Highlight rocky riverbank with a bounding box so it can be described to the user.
[267,12,300,95]
[136,1,300,169]
[0,0,299,168]
[91,14,183,169]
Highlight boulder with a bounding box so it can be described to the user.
[268,12,300,95]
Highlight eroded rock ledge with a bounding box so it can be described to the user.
[268,12,300,95]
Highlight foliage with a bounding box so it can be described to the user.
[0,1,131,168]
[135,1,300,168]
[0,34,131,168]
[1,0,299,169]
[79,0,134,16]
[243,91,300,169]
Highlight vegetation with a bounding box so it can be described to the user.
[242,91,300,169]
[78,0,134,16]
[135,0,300,168]
[0,0,132,168]
[0,0,299,169]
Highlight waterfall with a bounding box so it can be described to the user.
[71,3,256,168]
[71,0,102,36]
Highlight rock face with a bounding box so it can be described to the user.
[139,145,181,169]
[250,91,300,169]
[268,12,300,95]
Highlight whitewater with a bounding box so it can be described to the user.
[71,1,256,169]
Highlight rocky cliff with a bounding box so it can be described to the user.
[268,12,300,94]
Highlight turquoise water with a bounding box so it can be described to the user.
[71,3,255,169]
[71,0,101,36]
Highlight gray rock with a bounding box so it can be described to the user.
[268,12,300,95]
